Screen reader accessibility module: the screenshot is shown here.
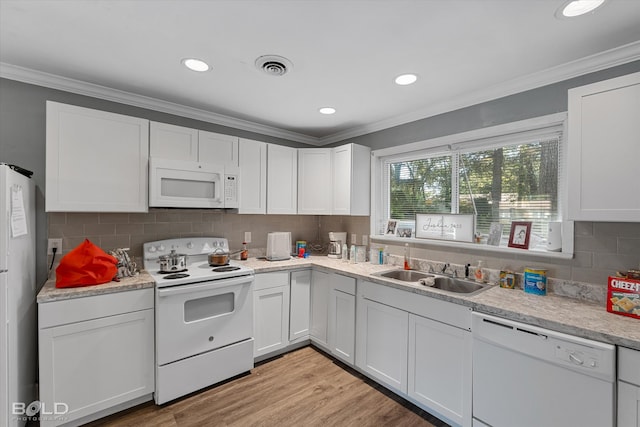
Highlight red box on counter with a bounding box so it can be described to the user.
[607,276,640,320]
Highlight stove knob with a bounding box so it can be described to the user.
[187,242,194,249]
[148,246,156,253]
[158,244,165,251]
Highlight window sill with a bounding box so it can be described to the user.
[370,235,574,260]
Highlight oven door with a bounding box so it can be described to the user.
[149,157,225,208]
[156,275,253,365]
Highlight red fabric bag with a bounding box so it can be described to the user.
[55,239,118,288]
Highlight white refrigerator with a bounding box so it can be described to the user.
[0,164,36,427]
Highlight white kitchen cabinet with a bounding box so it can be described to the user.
[408,313,472,427]
[309,269,330,348]
[149,122,198,161]
[289,270,311,342]
[297,148,332,215]
[45,101,149,212]
[253,272,290,358]
[38,289,154,427]
[267,144,298,214]
[327,274,356,365]
[332,144,371,216]
[149,122,239,165]
[618,347,640,427]
[567,71,640,222]
[356,292,408,394]
[198,130,239,165]
[238,138,267,214]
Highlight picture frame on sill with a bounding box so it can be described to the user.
[397,227,412,238]
[385,220,398,236]
[508,221,532,249]
[487,222,504,246]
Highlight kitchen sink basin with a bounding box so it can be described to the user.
[372,269,490,295]
[431,276,489,295]
[374,269,434,282]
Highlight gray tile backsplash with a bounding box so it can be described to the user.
[48,212,638,289]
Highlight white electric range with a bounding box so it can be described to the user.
[143,237,255,405]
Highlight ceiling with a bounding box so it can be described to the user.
[1,0,639,145]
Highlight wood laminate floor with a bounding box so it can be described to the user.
[87,346,450,427]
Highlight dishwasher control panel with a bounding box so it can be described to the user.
[555,345,599,369]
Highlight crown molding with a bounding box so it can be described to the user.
[0,63,322,146]
[317,40,640,145]
[2,40,639,147]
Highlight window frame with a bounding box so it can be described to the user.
[370,112,574,259]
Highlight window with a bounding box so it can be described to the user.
[374,113,567,251]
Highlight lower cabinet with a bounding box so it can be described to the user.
[356,297,409,393]
[38,289,154,427]
[253,272,290,358]
[618,347,640,427]
[408,313,472,426]
[356,280,471,427]
[289,270,311,342]
[310,270,330,348]
[328,274,356,365]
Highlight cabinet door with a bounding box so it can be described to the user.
[46,101,149,212]
[618,381,640,427]
[38,309,154,427]
[289,270,311,341]
[331,145,352,215]
[149,121,198,161]
[253,285,290,357]
[567,72,640,221]
[198,130,239,166]
[332,144,370,216]
[328,289,356,365]
[356,298,408,394]
[238,138,267,214]
[408,313,472,427]
[297,148,332,215]
[310,270,329,348]
[267,144,298,214]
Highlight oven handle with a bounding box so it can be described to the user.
[157,275,253,297]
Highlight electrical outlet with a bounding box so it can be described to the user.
[244,232,251,243]
[47,238,62,255]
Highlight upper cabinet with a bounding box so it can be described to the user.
[298,149,332,215]
[149,122,238,166]
[46,101,149,212]
[267,144,298,214]
[567,72,640,222]
[297,144,371,215]
[332,144,370,216]
[238,138,267,214]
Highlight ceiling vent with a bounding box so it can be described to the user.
[255,55,293,77]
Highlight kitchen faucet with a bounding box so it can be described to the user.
[441,263,450,275]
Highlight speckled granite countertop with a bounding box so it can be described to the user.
[36,256,640,350]
[37,272,155,303]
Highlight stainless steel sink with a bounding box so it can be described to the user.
[373,269,434,282]
[431,276,489,295]
[372,269,490,295]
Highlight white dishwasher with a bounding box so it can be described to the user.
[472,313,616,427]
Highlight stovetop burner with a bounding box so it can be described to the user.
[163,273,190,280]
[212,266,241,273]
[158,269,188,274]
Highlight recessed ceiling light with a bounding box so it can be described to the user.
[556,0,606,18]
[182,58,210,72]
[319,107,336,115]
[395,74,418,86]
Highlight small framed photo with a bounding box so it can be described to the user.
[508,221,532,249]
[397,227,412,238]
[385,220,398,236]
[487,222,504,246]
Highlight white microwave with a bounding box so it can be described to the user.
[149,158,239,208]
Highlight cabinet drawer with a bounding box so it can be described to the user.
[619,347,640,385]
[254,272,290,290]
[39,288,154,329]
[332,273,356,295]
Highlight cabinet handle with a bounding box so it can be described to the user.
[569,352,584,365]
[209,336,214,342]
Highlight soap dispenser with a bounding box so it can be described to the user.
[404,243,411,270]
[474,260,484,282]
